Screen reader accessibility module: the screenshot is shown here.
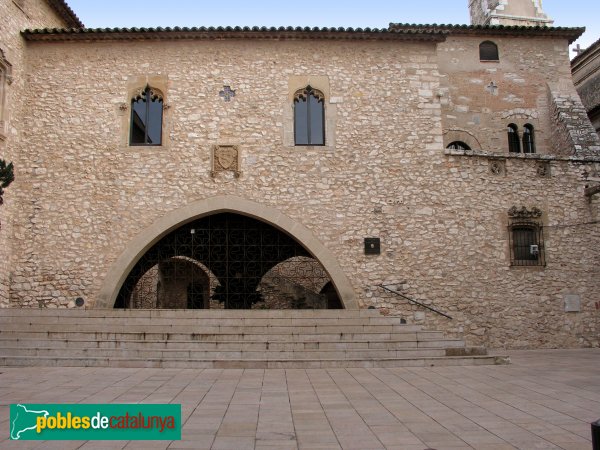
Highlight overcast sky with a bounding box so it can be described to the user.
[67,0,599,57]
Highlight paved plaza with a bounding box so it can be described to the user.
[0,349,598,449]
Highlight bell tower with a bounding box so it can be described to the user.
[469,0,553,27]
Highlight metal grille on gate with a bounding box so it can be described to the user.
[115,213,341,309]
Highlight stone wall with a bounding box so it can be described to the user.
[437,36,593,154]
[0,0,68,307]
[4,29,600,348]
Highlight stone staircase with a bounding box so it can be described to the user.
[0,309,508,368]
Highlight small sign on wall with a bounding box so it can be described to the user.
[564,294,581,312]
[364,238,381,255]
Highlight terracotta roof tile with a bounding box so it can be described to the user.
[21,23,584,44]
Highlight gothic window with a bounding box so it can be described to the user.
[479,41,499,61]
[130,85,163,146]
[0,49,13,138]
[446,141,471,150]
[508,207,545,267]
[522,124,535,154]
[294,86,325,146]
[507,124,521,153]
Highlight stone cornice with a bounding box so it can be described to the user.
[444,148,600,163]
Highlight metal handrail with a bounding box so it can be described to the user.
[378,284,453,320]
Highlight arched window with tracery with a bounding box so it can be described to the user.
[507,124,521,153]
[522,124,535,154]
[294,86,325,146]
[479,41,499,61]
[130,85,164,146]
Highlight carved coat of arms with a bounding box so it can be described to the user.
[212,145,241,178]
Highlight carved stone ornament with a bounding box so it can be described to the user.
[293,86,325,103]
[211,145,241,178]
[508,206,543,219]
[537,161,551,178]
[489,159,505,176]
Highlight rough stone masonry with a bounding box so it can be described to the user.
[0,0,598,349]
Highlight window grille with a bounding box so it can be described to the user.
[508,221,545,267]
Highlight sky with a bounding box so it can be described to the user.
[66,0,599,57]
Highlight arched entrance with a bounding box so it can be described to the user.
[116,213,340,309]
[97,196,357,309]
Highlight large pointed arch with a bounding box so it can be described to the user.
[96,195,357,309]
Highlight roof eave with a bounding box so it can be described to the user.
[389,23,585,44]
[45,0,84,29]
[21,27,448,43]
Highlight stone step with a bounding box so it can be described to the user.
[0,347,448,359]
[0,355,510,369]
[0,316,408,327]
[0,309,508,368]
[0,330,444,342]
[0,323,423,334]
[0,337,466,351]
[0,308,384,319]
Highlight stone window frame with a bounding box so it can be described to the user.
[0,49,13,141]
[293,86,326,146]
[283,76,337,151]
[506,120,539,154]
[479,40,499,62]
[507,207,546,268]
[119,75,170,149]
[129,85,164,146]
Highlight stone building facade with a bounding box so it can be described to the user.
[0,0,599,349]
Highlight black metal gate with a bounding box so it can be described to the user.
[115,213,339,309]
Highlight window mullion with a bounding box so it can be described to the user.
[144,87,151,144]
[307,94,312,145]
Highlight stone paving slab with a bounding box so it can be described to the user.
[0,349,597,449]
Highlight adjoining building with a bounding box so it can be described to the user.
[572,37,600,138]
[0,0,599,350]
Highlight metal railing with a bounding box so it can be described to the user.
[379,284,453,320]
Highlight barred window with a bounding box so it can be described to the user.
[508,208,545,267]
[294,86,325,146]
[130,85,163,146]
[480,41,499,61]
